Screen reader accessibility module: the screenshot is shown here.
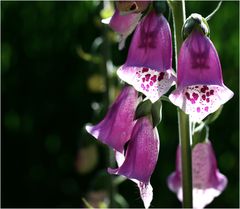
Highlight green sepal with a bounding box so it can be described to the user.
[182,13,210,40]
[153,0,167,15]
[151,100,162,127]
[192,127,207,148]
[134,99,152,120]
[204,105,223,125]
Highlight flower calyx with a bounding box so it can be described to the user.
[135,99,162,127]
[182,13,210,40]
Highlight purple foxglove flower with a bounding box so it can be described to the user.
[85,86,138,153]
[167,141,227,209]
[108,117,159,208]
[117,11,176,103]
[169,30,233,122]
[102,9,141,50]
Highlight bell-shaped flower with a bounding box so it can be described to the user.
[102,9,142,50]
[117,11,176,103]
[167,141,227,209]
[169,30,233,122]
[85,86,138,153]
[108,117,159,208]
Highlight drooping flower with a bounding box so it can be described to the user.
[85,86,138,153]
[108,117,159,208]
[102,9,142,50]
[167,141,227,209]
[169,30,233,122]
[117,11,176,103]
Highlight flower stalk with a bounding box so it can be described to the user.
[168,0,193,207]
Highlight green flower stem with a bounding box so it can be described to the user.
[168,0,193,208]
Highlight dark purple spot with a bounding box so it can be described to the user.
[145,74,150,81]
[150,75,157,82]
[210,90,214,95]
[206,92,210,97]
[142,77,145,82]
[200,88,206,93]
[202,95,206,100]
[203,85,209,90]
[142,68,149,73]
[185,92,190,100]
[192,93,199,100]
[204,106,209,112]
[158,72,164,81]
[150,81,153,86]
[206,98,210,103]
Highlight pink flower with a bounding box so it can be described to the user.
[102,9,141,50]
[109,117,159,208]
[117,11,176,103]
[168,141,227,209]
[169,30,233,122]
[86,86,138,153]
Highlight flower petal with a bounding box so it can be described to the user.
[86,86,138,153]
[124,11,172,70]
[137,181,153,209]
[108,117,159,183]
[102,9,141,50]
[111,151,154,209]
[177,30,224,88]
[118,66,176,103]
[169,84,233,122]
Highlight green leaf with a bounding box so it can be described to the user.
[151,100,162,127]
[134,99,152,120]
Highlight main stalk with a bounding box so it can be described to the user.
[168,0,193,207]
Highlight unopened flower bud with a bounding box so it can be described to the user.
[182,13,210,39]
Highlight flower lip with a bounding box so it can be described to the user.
[169,84,233,122]
[118,66,176,103]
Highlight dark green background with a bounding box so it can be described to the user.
[2,1,239,208]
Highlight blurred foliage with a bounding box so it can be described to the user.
[1,1,239,208]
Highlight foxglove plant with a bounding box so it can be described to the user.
[85,1,234,208]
